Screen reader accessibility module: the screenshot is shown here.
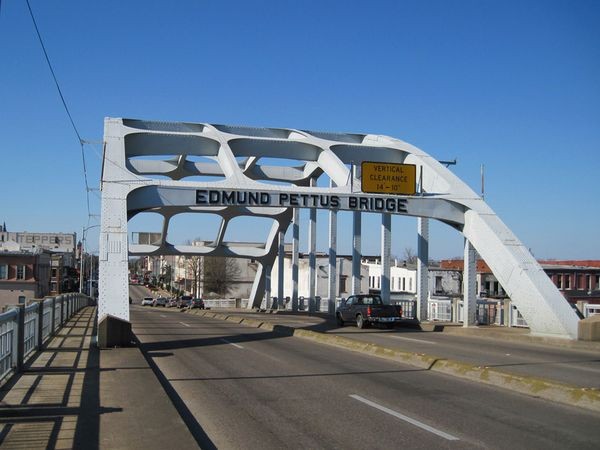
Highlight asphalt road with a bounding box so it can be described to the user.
[129,304,600,450]
[127,285,600,386]
[325,326,600,388]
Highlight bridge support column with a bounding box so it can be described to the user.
[417,217,429,321]
[98,120,132,348]
[463,238,477,326]
[352,212,362,295]
[328,182,337,315]
[265,264,272,310]
[308,185,317,312]
[381,213,391,302]
[277,230,285,310]
[291,208,299,311]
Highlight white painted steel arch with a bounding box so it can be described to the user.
[99,118,578,343]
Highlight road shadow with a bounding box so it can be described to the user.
[134,335,217,450]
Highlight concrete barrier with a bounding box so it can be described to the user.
[578,315,600,341]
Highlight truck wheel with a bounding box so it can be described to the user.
[357,314,367,329]
[336,313,345,327]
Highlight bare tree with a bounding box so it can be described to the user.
[404,247,417,265]
[182,239,204,297]
[186,256,203,297]
[203,256,241,297]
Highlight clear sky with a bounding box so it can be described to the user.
[1,0,598,259]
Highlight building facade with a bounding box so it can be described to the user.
[0,251,51,307]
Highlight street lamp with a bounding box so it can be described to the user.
[80,225,100,293]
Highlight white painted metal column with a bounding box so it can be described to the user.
[308,206,317,313]
[291,208,299,311]
[381,213,391,303]
[417,217,429,321]
[264,264,272,310]
[328,180,337,315]
[352,212,362,295]
[277,230,285,310]
[463,238,477,326]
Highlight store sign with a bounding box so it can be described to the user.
[361,162,416,195]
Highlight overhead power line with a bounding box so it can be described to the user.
[24,0,93,219]
[25,0,82,143]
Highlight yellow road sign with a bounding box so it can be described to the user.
[361,162,416,195]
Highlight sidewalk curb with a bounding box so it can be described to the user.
[189,310,600,413]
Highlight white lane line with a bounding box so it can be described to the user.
[349,394,459,441]
[160,314,167,318]
[221,338,244,349]
[179,322,191,327]
[389,335,436,345]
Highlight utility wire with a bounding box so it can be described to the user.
[25,0,93,218]
[25,0,82,143]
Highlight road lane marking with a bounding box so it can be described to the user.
[349,394,459,441]
[221,338,244,349]
[160,314,167,318]
[389,335,436,345]
[179,322,191,327]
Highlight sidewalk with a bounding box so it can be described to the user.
[0,307,199,450]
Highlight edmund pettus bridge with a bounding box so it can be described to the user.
[98,118,578,346]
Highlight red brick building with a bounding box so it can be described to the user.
[439,259,600,305]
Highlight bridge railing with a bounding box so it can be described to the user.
[0,293,93,384]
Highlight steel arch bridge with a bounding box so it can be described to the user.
[98,117,578,346]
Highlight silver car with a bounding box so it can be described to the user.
[154,297,168,307]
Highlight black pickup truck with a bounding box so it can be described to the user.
[336,294,403,329]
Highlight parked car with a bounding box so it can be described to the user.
[154,297,168,307]
[141,297,154,306]
[335,294,403,329]
[188,298,205,310]
[166,298,178,308]
[178,296,192,309]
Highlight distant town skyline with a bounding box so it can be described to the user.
[1,0,598,259]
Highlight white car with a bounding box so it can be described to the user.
[141,297,154,306]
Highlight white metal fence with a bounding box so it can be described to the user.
[0,309,17,380]
[0,293,92,383]
[23,304,38,358]
[429,300,453,321]
[510,305,529,327]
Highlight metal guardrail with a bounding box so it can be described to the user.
[24,303,38,358]
[42,298,53,341]
[0,309,18,381]
[0,293,92,383]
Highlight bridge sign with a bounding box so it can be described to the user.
[361,162,417,195]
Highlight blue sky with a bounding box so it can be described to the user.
[0,0,598,259]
